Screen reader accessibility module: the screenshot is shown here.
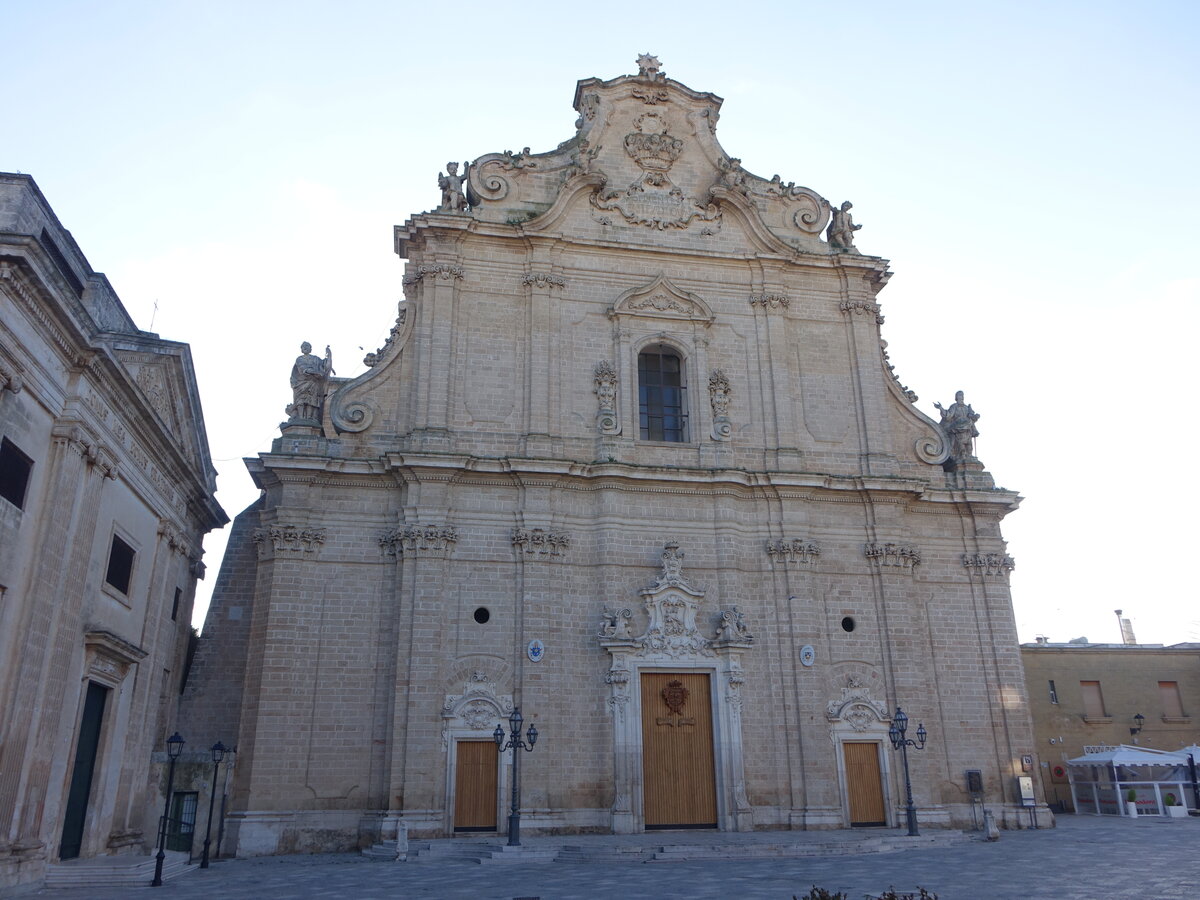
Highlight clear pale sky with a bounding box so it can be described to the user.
[6,2,1197,643]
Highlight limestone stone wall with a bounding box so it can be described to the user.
[0,174,226,892]
[184,59,1038,856]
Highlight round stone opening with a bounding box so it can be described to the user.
[841,616,856,633]
[473,607,490,624]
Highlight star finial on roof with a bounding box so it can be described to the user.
[637,53,662,77]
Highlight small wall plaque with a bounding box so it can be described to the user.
[799,645,815,667]
[527,639,545,662]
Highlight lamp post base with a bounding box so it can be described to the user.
[905,805,919,836]
[507,811,521,847]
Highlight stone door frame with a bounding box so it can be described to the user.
[598,550,753,834]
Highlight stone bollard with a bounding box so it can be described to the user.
[395,820,408,861]
[983,810,1000,841]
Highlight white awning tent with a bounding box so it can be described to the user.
[1067,745,1198,817]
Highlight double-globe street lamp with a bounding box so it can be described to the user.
[199,741,227,868]
[493,708,538,847]
[151,732,185,887]
[888,707,927,837]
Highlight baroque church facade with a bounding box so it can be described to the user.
[0,174,226,890]
[181,58,1043,856]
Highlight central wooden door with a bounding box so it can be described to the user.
[843,741,886,826]
[453,740,498,832]
[641,672,717,829]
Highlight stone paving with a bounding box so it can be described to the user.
[33,816,1200,900]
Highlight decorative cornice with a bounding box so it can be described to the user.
[252,524,326,558]
[765,538,820,565]
[963,552,1015,577]
[380,524,458,557]
[864,541,921,570]
[511,527,572,557]
[522,272,566,289]
[840,298,884,324]
[0,261,81,365]
[749,293,789,309]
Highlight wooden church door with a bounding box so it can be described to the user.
[843,741,887,826]
[453,740,498,832]
[641,672,717,829]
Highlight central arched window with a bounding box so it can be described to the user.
[638,345,688,442]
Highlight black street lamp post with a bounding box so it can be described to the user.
[493,707,538,847]
[199,741,227,868]
[151,732,185,886]
[888,707,927,837]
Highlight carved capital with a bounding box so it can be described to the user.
[749,293,789,310]
[511,527,572,557]
[380,524,458,557]
[522,272,566,289]
[0,342,24,394]
[402,263,464,286]
[252,524,327,559]
[963,552,1015,578]
[864,541,921,571]
[840,299,884,324]
[766,538,820,566]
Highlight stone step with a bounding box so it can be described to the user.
[44,851,195,887]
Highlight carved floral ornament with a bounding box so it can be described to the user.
[380,524,458,557]
[826,673,889,733]
[511,527,572,557]
[401,263,464,286]
[610,275,715,325]
[442,670,514,739]
[253,524,326,557]
[522,272,566,289]
[963,552,1016,577]
[766,539,820,565]
[864,542,921,570]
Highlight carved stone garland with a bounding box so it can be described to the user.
[708,369,732,442]
[252,525,326,559]
[594,360,621,435]
[442,670,515,748]
[598,542,754,833]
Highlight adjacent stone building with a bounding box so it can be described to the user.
[182,57,1042,856]
[1021,639,1200,811]
[0,173,227,891]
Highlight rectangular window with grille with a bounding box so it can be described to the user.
[1080,681,1106,718]
[1048,680,1058,704]
[638,347,688,442]
[105,534,135,595]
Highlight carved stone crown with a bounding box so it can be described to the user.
[624,131,684,171]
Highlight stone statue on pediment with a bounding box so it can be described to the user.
[826,200,862,252]
[935,390,980,459]
[286,342,333,425]
[438,162,469,212]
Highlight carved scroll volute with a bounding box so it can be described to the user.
[708,369,732,441]
[594,360,621,435]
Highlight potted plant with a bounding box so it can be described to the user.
[1125,788,1139,818]
[1164,793,1188,818]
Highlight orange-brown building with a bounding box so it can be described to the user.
[1021,641,1200,811]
